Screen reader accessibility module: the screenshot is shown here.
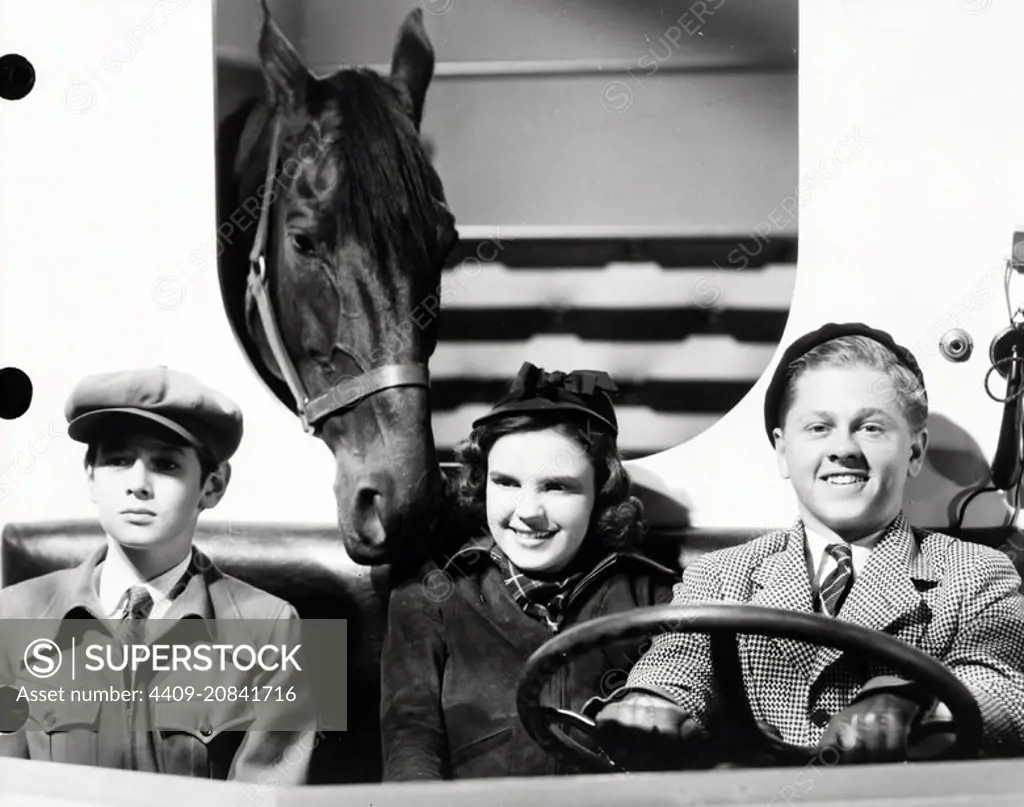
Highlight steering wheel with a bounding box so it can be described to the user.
[516,604,983,772]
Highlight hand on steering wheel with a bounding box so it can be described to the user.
[820,692,925,764]
[592,693,703,771]
[516,604,983,772]
[592,692,788,771]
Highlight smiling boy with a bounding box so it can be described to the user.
[0,366,317,781]
[592,323,1024,766]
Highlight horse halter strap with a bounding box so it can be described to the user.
[245,115,430,434]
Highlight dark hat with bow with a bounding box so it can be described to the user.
[472,362,620,434]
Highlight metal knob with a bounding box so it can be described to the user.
[939,329,973,362]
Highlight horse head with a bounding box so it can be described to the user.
[217,3,458,565]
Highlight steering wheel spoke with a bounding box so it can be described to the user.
[535,706,620,771]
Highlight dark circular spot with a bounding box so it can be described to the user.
[0,367,32,419]
[810,708,831,728]
[0,685,29,733]
[0,54,35,101]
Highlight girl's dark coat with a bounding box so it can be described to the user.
[380,545,679,780]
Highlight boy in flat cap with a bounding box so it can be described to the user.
[0,366,317,782]
[590,323,1024,766]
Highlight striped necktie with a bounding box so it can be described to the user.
[118,585,154,622]
[819,543,854,616]
[113,586,156,771]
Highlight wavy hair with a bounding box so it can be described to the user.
[779,334,928,433]
[450,411,646,554]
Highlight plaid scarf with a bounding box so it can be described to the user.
[447,535,596,632]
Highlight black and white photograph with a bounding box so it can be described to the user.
[1,0,1023,804]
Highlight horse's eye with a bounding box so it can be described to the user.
[290,233,316,257]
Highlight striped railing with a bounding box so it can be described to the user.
[431,230,797,460]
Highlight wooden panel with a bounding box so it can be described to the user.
[299,0,798,73]
[430,235,796,460]
[422,72,797,230]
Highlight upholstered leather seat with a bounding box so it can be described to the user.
[1,519,1018,783]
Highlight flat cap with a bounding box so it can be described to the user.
[472,361,620,434]
[763,322,925,445]
[65,366,243,464]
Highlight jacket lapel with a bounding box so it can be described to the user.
[749,523,817,681]
[444,537,549,655]
[808,513,935,685]
[148,547,219,642]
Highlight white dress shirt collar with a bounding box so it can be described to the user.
[804,523,886,583]
[96,536,192,619]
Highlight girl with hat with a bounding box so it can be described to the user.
[379,361,679,780]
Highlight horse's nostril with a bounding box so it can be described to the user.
[351,484,387,549]
[352,474,395,529]
[355,484,383,513]
[346,473,421,552]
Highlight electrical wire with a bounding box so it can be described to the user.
[1011,464,1024,527]
[1006,258,1015,324]
[955,258,1024,532]
[984,354,1024,404]
[954,458,1023,532]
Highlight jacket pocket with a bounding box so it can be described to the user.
[450,725,514,770]
[24,687,104,766]
[155,709,255,778]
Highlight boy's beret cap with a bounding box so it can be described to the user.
[65,366,243,464]
[764,322,925,445]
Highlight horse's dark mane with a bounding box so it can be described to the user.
[216,99,248,207]
[228,69,447,280]
[216,94,298,412]
[217,95,276,249]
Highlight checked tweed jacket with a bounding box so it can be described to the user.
[614,512,1024,752]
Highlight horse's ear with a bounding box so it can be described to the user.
[258,0,311,116]
[390,8,435,127]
